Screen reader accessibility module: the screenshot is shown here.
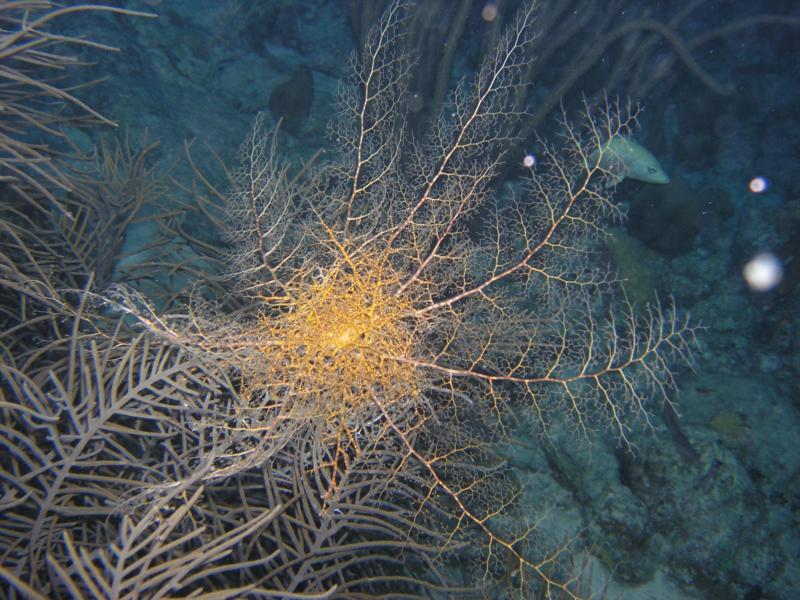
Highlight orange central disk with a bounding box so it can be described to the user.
[260,253,421,421]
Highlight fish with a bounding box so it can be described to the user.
[594,136,670,186]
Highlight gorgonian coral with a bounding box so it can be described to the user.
[104,0,695,595]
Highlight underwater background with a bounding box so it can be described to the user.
[2,1,800,598]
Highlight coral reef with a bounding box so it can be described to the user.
[0,1,700,597]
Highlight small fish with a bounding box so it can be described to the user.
[594,136,670,186]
